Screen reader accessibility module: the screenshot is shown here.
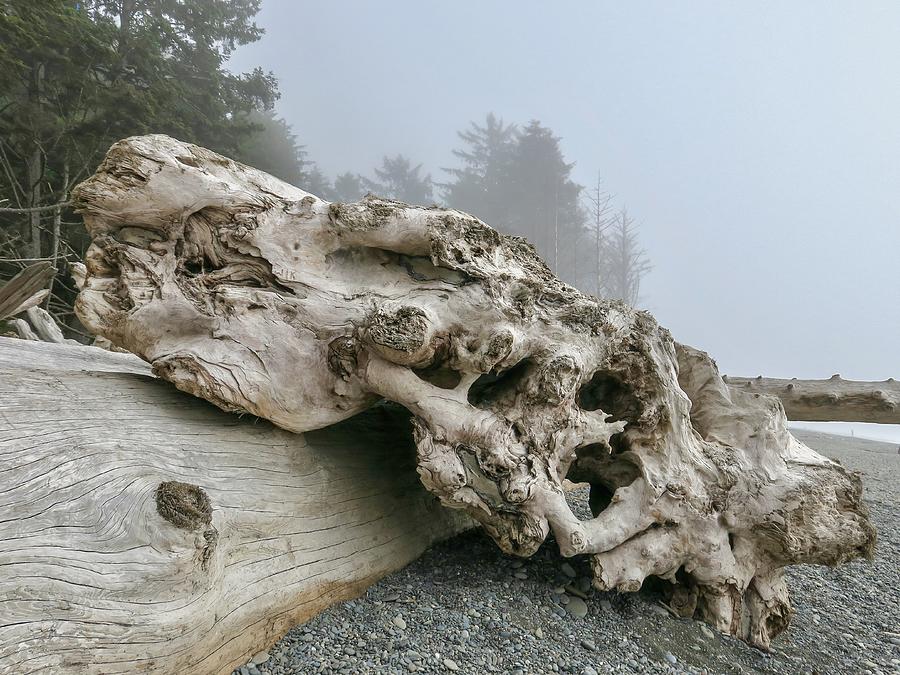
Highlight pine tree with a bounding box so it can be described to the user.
[504,121,584,279]
[365,155,433,205]
[443,116,587,286]
[0,0,277,328]
[235,110,308,187]
[441,112,516,227]
[332,172,366,202]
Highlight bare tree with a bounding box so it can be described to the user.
[601,207,651,306]
[583,172,614,296]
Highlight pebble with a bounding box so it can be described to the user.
[392,615,407,630]
[443,657,459,671]
[567,596,588,619]
[249,652,269,666]
[565,583,588,600]
[234,436,898,675]
[561,562,577,578]
[649,603,670,617]
[514,571,528,580]
[583,667,598,675]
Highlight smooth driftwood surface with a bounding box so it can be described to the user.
[725,374,900,424]
[0,337,469,674]
[70,134,876,652]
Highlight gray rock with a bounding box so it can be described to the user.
[443,657,459,671]
[580,638,596,651]
[567,597,588,619]
[664,652,677,665]
[561,562,577,578]
[392,615,407,630]
[250,652,270,666]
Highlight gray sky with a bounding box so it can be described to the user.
[229,1,899,381]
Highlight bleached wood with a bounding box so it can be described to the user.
[23,306,68,343]
[0,262,54,320]
[725,374,899,424]
[9,318,39,341]
[70,135,876,651]
[0,337,469,674]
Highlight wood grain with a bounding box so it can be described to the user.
[0,337,470,674]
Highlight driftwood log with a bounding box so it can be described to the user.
[62,135,877,656]
[0,337,468,674]
[725,374,900,424]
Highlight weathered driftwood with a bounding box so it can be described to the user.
[0,337,469,674]
[725,374,899,424]
[71,135,875,652]
[0,262,54,320]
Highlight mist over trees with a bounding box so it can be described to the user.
[438,114,650,302]
[364,155,434,205]
[0,2,651,339]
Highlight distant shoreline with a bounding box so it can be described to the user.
[789,421,900,445]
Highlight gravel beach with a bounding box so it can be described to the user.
[234,431,899,675]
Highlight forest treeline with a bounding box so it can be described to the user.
[0,0,649,338]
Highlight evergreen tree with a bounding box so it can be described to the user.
[443,116,587,286]
[332,172,366,202]
[304,166,334,200]
[80,0,277,154]
[441,112,516,226]
[0,0,276,329]
[504,121,584,281]
[233,110,334,197]
[235,110,308,187]
[365,155,433,205]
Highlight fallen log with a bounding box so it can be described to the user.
[725,374,900,424]
[68,134,875,653]
[0,337,469,674]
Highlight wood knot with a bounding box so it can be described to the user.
[155,481,212,530]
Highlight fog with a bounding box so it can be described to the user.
[229,1,899,383]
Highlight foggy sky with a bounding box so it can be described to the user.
[229,1,900,381]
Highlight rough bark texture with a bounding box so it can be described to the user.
[725,374,900,424]
[72,135,876,651]
[0,337,469,674]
